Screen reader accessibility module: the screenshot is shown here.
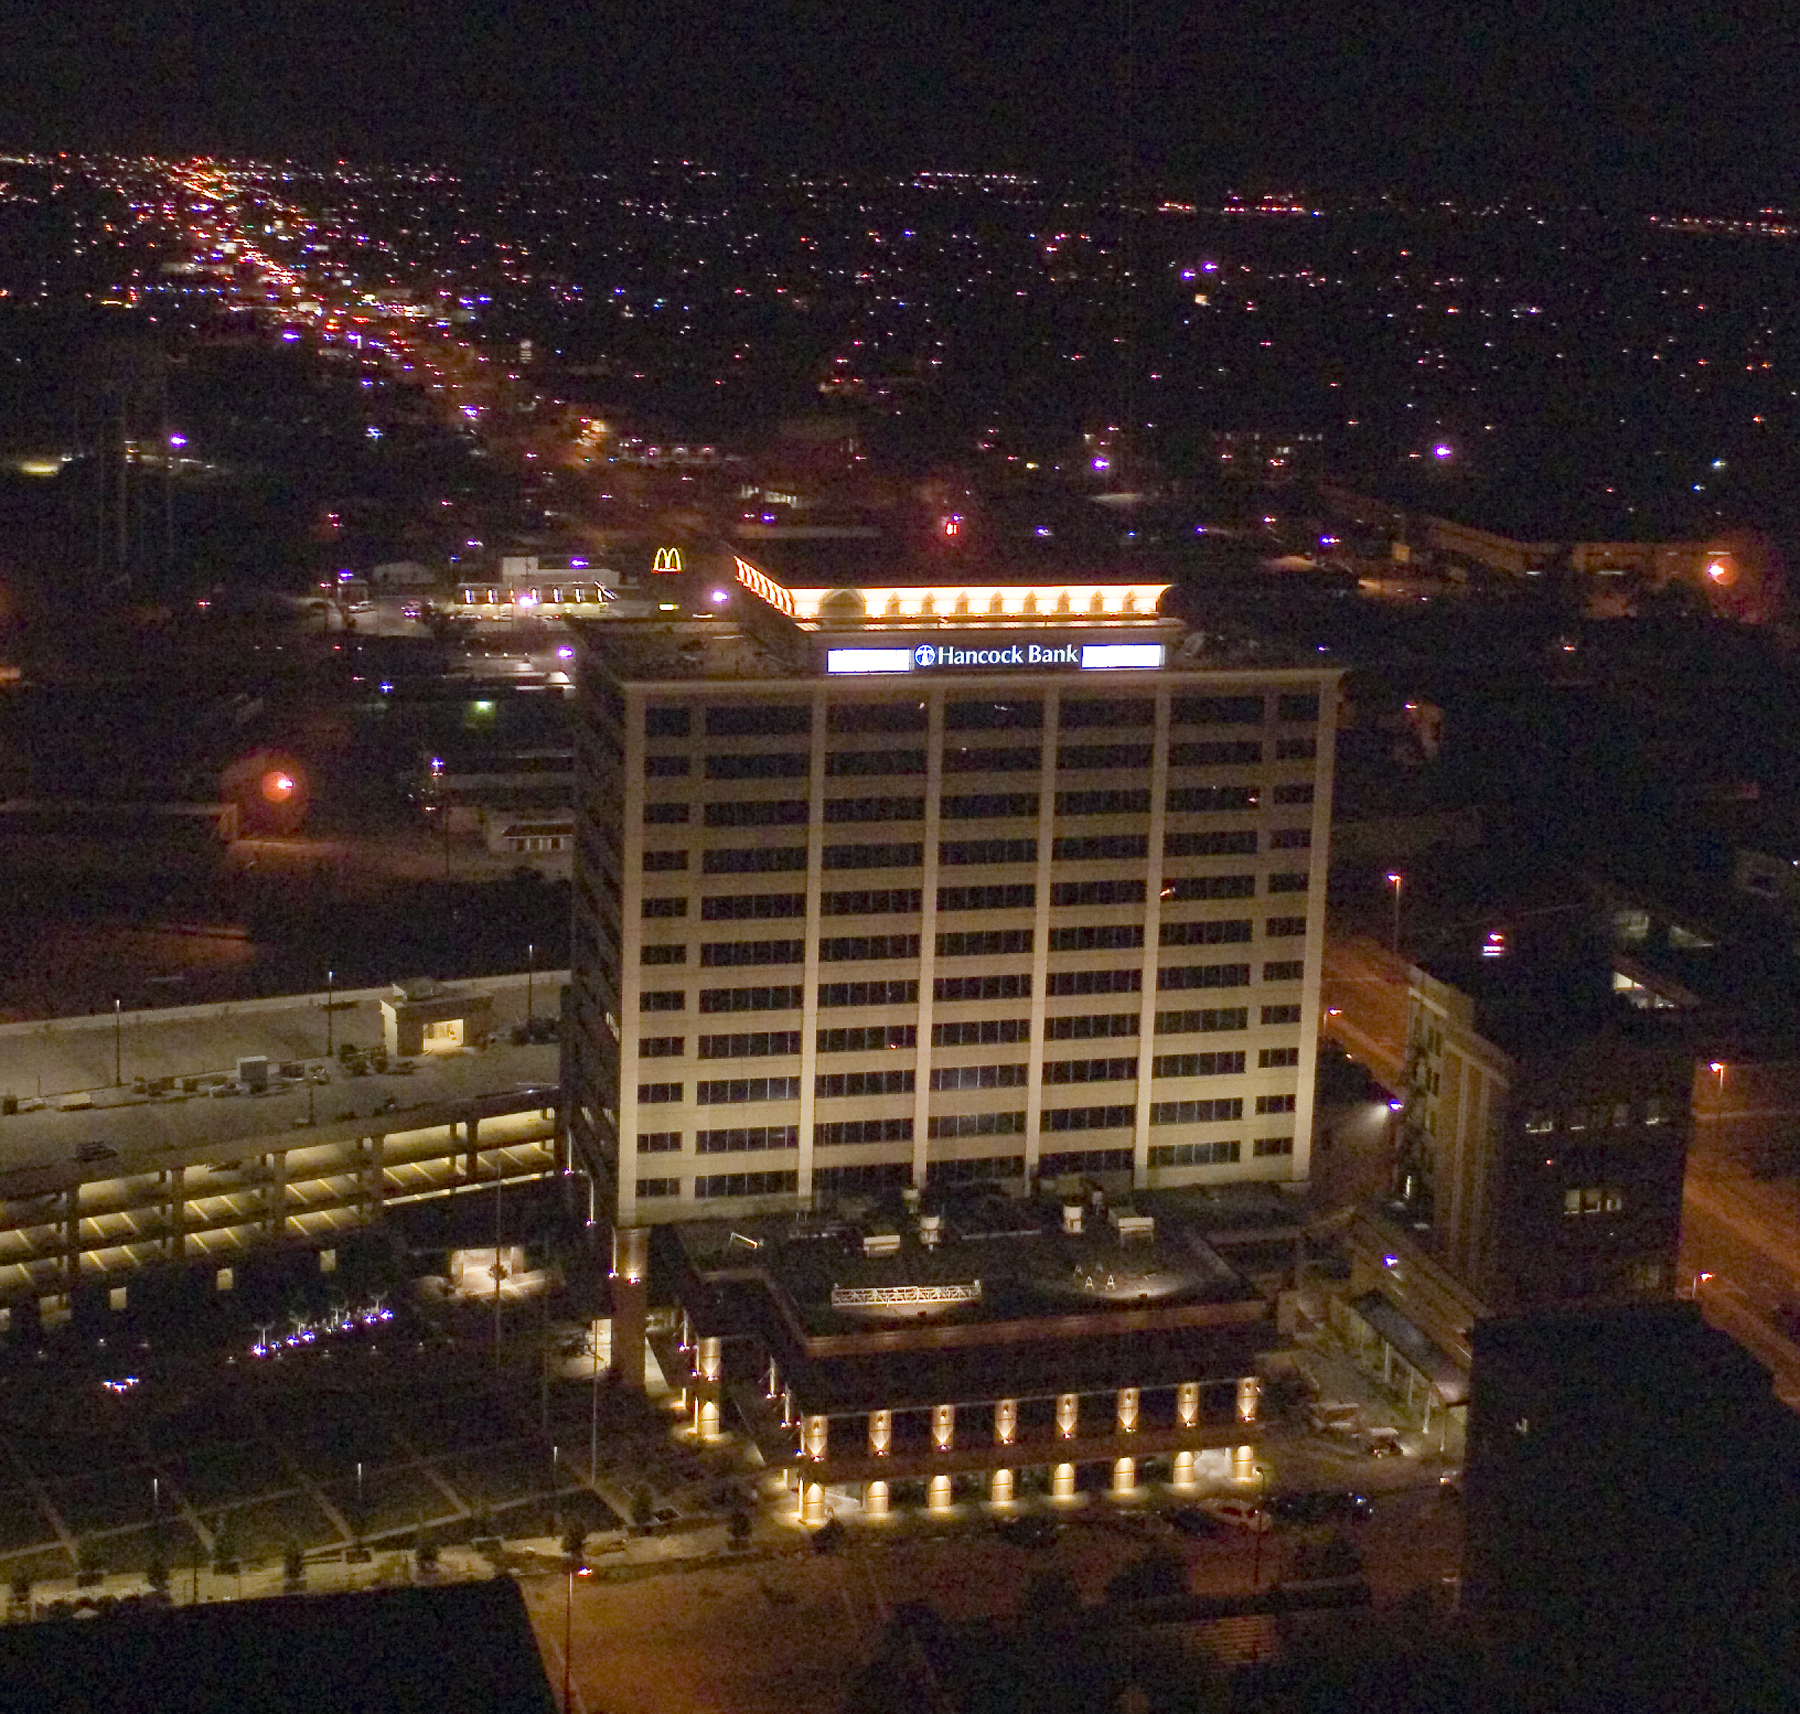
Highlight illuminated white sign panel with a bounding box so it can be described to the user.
[826,648,914,674]
[826,639,1166,674]
[1080,643,1165,670]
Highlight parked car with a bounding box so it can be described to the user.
[1168,1508,1226,1538]
[1269,1490,1374,1526]
[1364,1427,1405,1458]
[1200,1499,1271,1534]
[994,1515,1058,1549]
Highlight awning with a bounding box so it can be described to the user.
[1349,1290,1469,1407]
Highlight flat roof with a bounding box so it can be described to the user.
[0,1579,557,1714]
[0,975,561,1194]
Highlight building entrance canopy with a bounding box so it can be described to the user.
[1350,1290,1469,1406]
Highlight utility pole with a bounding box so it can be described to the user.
[493,1166,504,1371]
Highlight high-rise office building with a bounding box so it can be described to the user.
[566,559,1338,1234]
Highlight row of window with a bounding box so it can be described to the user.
[643,830,1310,873]
[644,828,1310,878]
[641,969,1305,1014]
[640,783,1317,825]
[1524,1097,1677,1134]
[638,920,1304,966]
[639,1072,1300,1106]
[640,1029,1303,1064]
[642,874,1308,917]
[640,694,1320,740]
[647,740,1317,779]
[637,1135,1293,1199]
[640,1126,1295,1165]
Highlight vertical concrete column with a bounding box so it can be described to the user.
[464,1114,480,1181]
[361,1135,386,1221]
[926,1474,953,1511]
[1112,1457,1136,1495]
[1023,687,1059,1176]
[1237,1376,1260,1424]
[1171,1450,1197,1487]
[1055,1393,1080,1439]
[1177,1382,1200,1427]
[993,1399,1017,1446]
[864,1480,890,1516]
[1231,1444,1255,1480]
[610,1226,649,1392]
[265,1152,287,1236]
[63,1187,81,1289]
[1116,1387,1140,1434]
[693,1334,722,1438]
[1051,1463,1076,1499]
[910,692,945,1192]
[801,1415,830,1461]
[1131,686,1172,1189]
[990,1468,1014,1505]
[781,1387,794,1428]
[868,1410,892,1456]
[163,1167,185,1261]
[931,1404,955,1451]
[801,1481,828,1525]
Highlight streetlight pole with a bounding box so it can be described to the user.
[563,1564,575,1714]
[326,969,335,1059]
[1386,874,1404,956]
[114,998,122,1086]
[1251,1465,1268,1589]
[527,941,535,1026]
[590,1318,601,1480]
[493,1165,504,1372]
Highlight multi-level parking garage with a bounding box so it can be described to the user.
[0,975,564,1324]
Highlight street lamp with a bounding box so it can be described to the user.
[527,942,535,1026]
[1386,874,1404,955]
[114,998,122,1086]
[1710,1061,1727,1103]
[326,969,336,1059]
[1251,1464,1269,1588]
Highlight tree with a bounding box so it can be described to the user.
[628,1486,655,1530]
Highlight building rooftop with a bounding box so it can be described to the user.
[0,974,560,1196]
[0,1579,556,1714]
[675,1187,1261,1343]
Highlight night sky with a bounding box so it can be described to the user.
[0,0,1795,202]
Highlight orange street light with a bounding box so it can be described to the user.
[1386,873,1404,954]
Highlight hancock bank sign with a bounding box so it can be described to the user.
[826,639,1165,675]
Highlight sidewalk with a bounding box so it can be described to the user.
[1285,1309,1452,1466]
